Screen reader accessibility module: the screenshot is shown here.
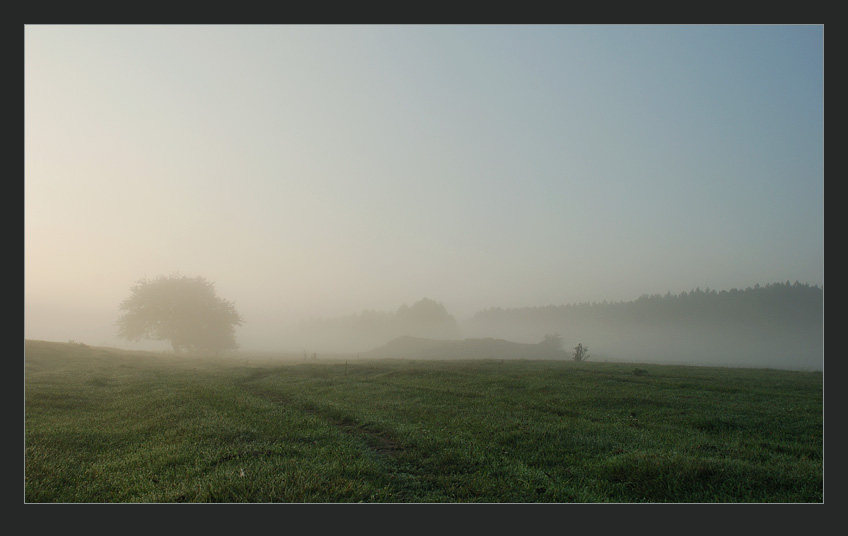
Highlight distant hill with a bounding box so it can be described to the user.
[295,298,461,353]
[366,335,568,360]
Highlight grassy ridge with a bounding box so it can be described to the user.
[24,340,823,503]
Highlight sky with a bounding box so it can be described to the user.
[24,24,824,351]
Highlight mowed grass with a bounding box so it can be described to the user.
[24,340,823,503]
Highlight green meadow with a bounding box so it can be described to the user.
[24,339,822,503]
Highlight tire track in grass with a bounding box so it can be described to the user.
[237,377,404,460]
[328,414,402,458]
[236,370,445,501]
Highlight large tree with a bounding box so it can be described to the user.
[116,274,244,353]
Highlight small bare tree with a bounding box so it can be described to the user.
[573,343,589,362]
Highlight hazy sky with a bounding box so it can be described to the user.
[24,24,824,350]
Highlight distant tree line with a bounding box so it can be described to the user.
[294,282,822,367]
[463,282,823,368]
[469,281,822,331]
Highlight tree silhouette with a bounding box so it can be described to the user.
[116,274,244,353]
[573,343,589,362]
[540,333,564,350]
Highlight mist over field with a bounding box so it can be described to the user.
[24,25,823,370]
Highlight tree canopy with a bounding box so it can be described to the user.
[116,274,244,353]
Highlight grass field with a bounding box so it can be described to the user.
[24,339,823,503]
